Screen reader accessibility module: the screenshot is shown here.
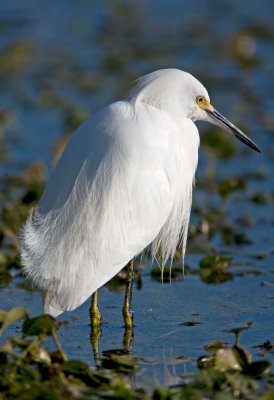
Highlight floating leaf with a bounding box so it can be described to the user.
[0,42,34,80]
[2,201,30,234]
[244,360,272,377]
[254,340,273,351]
[180,321,201,327]
[251,192,273,204]
[221,224,252,246]
[63,106,89,132]
[101,353,137,373]
[234,232,252,245]
[201,128,236,159]
[218,177,245,198]
[23,315,60,336]
[197,255,233,284]
[200,255,232,269]
[62,360,99,386]
[0,268,12,288]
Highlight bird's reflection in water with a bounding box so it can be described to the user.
[90,320,102,366]
[123,324,134,353]
[89,320,134,366]
[89,317,136,389]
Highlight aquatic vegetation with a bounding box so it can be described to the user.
[150,265,187,283]
[0,307,273,399]
[196,255,233,284]
[201,127,236,160]
[0,164,45,289]
[0,42,34,80]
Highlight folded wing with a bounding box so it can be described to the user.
[21,101,177,315]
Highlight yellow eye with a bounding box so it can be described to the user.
[196,96,204,104]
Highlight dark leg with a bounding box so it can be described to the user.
[122,260,134,330]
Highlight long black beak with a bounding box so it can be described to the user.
[205,108,261,153]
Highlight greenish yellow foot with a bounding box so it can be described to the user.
[122,261,134,330]
[89,290,101,328]
[122,300,134,330]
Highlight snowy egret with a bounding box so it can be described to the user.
[21,69,260,324]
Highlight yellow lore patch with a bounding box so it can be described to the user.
[196,95,213,111]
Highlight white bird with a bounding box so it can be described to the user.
[21,69,260,319]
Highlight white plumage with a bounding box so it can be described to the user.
[21,69,260,317]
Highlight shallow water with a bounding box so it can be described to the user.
[0,0,274,388]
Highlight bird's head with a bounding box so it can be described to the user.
[186,73,261,153]
[129,69,261,153]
